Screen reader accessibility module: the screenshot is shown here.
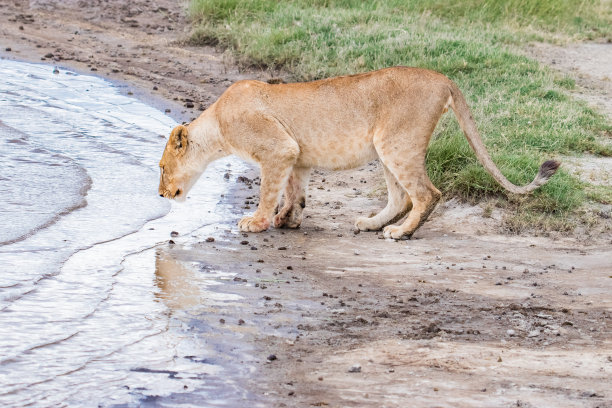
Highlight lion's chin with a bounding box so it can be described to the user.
[173,192,187,202]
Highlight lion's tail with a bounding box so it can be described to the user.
[448,82,560,194]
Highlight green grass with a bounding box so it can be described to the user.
[188,0,612,233]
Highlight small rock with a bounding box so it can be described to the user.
[348,364,361,373]
[5,47,11,52]
[219,318,225,324]
[206,237,215,242]
[238,319,245,325]
[170,231,179,237]
[267,354,277,361]
[354,249,360,255]
[278,246,287,250]
[506,329,516,336]
[240,240,249,245]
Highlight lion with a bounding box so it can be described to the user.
[158,66,559,239]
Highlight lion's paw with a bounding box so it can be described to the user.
[238,215,270,232]
[274,207,303,229]
[383,225,411,240]
[355,216,378,232]
[273,213,287,229]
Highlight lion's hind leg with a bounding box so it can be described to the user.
[273,167,311,229]
[374,135,441,240]
[355,164,412,231]
[381,164,441,240]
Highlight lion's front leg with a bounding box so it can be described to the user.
[239,162,296,233]
[273,167,311,229]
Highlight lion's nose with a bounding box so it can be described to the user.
[159,193,164,197]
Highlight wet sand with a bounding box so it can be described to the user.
[1,1,611,407]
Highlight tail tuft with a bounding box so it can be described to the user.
[534,160,561,186]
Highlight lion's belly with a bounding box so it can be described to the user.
[296,135,378,170]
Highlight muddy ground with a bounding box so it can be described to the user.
[1,1,611,407]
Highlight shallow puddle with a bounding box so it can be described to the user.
[0,59,258,407]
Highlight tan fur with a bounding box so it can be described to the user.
[158,67,559,239]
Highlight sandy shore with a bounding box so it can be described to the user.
[1,1,611,406]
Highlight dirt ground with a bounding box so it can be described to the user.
[1,1,611,407]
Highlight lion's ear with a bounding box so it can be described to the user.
[170,125,189,155]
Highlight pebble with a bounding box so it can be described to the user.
[170,231,179,237]
[267,354,277,361]
[354,249,360,255]
[527,330,540,338]
[240,240,249,245]
[348,364,361,373]
[506,329,516,336]
[206,237,215,242]
[5,47,11,52]
[238,319,245,325]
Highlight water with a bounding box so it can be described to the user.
[0,59,254,407]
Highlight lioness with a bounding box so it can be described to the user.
[158,67,559,239]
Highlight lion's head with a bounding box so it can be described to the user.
[158,125,200,201]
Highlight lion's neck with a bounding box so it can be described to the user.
[188,110,229,170]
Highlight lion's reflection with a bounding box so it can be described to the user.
[154,248,201,311]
